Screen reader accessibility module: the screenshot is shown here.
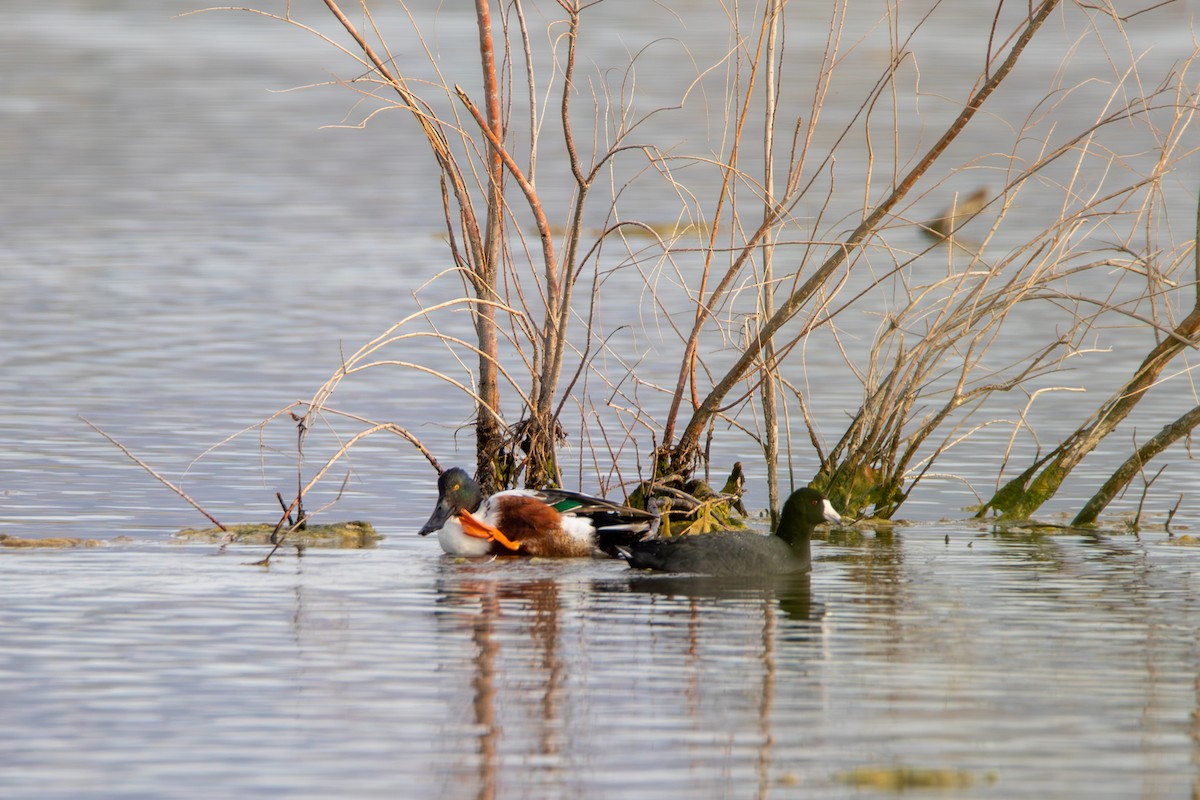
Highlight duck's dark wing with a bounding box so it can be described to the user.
[533,488,659,553]
[533,488,655,520]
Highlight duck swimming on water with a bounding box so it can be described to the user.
[418,467,659,558]
[617,486,840,576]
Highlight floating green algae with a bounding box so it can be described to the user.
[175,520,381,548]
[833,765,996,792]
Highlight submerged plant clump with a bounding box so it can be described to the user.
[0,534,105,549]
[175,521,381,549]
[834,765,997,791]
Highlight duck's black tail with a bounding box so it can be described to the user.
[592,515,658,557]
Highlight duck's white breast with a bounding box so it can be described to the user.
[436,515,496,556]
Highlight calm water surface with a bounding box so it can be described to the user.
[2,2,1199,798]
[2,530,1196,798]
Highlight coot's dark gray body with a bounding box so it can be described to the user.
[619,487,841,576]
[621,531,806,575]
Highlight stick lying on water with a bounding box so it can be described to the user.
[79,415,230,533]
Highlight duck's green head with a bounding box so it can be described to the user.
[776,487,841,545]
[418,467,484,536]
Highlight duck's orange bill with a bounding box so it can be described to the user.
[457,511,522,551]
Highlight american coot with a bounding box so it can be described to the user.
[418,467,659,557]
[617,486,841,575]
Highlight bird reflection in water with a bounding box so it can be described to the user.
[431,559,823,800]
[622,572,820,623]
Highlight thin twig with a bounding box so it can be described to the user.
[79,416,229,533]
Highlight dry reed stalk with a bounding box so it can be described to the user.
[984,184,1200,520]
[191,0,1200,529]
[671,0,1064,467]
[80,416,229,533]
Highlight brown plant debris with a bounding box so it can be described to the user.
[0,534,105,549]
[175,520,381,548]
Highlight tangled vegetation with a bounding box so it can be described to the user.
[186,0,1199,535]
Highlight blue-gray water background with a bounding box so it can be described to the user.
[2,2,1199,798]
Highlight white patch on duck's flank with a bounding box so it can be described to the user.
[558,514,598,543]
[822,499,842,524]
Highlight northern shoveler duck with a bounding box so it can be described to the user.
[418,467,659,558]
[617,486,840,575]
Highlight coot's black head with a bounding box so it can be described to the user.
[776,487,841,545]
